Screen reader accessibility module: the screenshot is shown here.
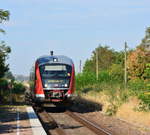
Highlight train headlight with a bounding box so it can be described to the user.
[45,84,48,87]
[53,58,58,62]
[64,84,68,87]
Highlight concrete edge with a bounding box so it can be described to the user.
[26,107,47,135]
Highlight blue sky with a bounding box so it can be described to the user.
[1,0,150,75]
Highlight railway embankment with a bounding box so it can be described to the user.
[72,95,150,135]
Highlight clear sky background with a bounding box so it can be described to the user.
[1,0,150,75]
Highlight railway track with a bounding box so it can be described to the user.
[33,105,112,135]
[65,110,111,135]
[38,110,67,135]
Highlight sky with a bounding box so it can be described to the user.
[1,0,150,75]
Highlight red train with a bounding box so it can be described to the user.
[29,52,75,103]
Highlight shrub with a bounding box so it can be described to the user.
[0,79,9,103]
[137,92,150,111]
[0,78,8,90]
[128,79,146,92]
[109,64,123,82]
[12,82,26,94]
[98,70,111,82]
[76,72,96,92]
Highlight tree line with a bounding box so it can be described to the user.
[0,9,25,104]
[76,27,150,112]
[82,27,150,84]
[76,27,150,95]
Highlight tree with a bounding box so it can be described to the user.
[0,9,9,34]
[0,41,11,78]
[127,27,150,80]
[83,45,117,73]
[83,59,95,73]
[5,71,15,81]
[0,9,11,78]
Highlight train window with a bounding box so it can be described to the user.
[39,64,72,88]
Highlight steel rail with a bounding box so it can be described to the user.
[66,111,112,135]
[33,106,67,135]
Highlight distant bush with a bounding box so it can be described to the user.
[128,79,146,92]
[0,79,9,103]
[76,69,124,93]
[109,64,123,82]
[0,78,8,90]
[136,92,150,111]
[12,82,26,94]
[98,70,110,82]
[76,72,96,92]
[10,82,26,103]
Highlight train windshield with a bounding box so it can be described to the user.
[39,64,72,89]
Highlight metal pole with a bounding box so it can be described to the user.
[96,49,99,80]
[124,42,127,90]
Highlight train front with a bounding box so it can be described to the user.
[34,55,75,102]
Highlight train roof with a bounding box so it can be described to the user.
[36,55,74,66]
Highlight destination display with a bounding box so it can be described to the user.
[45,65,66,71]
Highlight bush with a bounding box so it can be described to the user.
[76,70,124,94]
[109,64,123,82]
[11,82,26,103]
[98,70,111,82]
[12,82,26,94]
[128,79,147,92]
[0,79,9,103]
[0,78,8,90]
[76,72,96,92]
[137,92,150,111]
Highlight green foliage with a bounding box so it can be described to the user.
[143,63,150,80]
[0,78,9,103]
[0,78,8,90]
[83,45,124,84]
[83,45,118,73]
[109,64,123,81]
[76,72,96,92]
[0,9,11,79]
[0,9,9,22]
[83,59,95,73]
[128,79,146,92]
[98,70,111,82]
[113,51,124,65]
[137,93,150,111]
[4,71,15,81]
[76,69,124,94]
[0,80,26,103]
[0,41,11,78]
[12,82,26,94]
[0,9,10,34]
